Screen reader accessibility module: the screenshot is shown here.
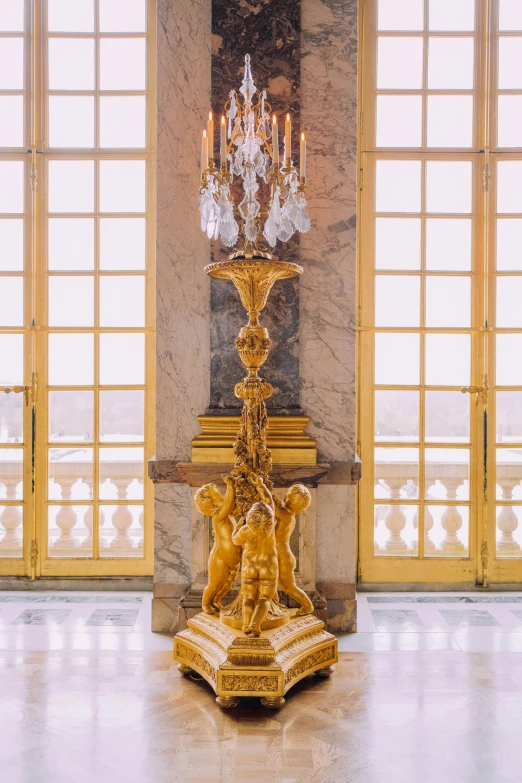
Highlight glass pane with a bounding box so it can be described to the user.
[425,391,469,443]
[425,505,469,556]
[499,0,522,30]
[426,161,472,214]
[499,38,522,89]
[49,391,94,442]
[0,161,24,213]
[0,0,24,31]
[99,0,146,31]
[48,161,94,214]
[100,276,145,327]
[375,390,419,442]
[375,218,421,270]
[374,447,419,499]
[48,333,94,386]
[497,277,522,328]
[497,392,522,443]
[48,277,94,327]
[100,390,144,442]
[497,162,522,214]
[428,38,474,89]
[0,220,23,271]
[429,0,474,30]
[100,218,146,270]
[100,96,146,149]
[498,96,522,148]
[0,502,23,558]
[426,219,472,271]
[99,447,144,499]
[374,504,418,556]
[0,334,23,385]
[378,0,423,30]
[0,38,23,89]
[48,38,95,90]
[496,448,522,501]
[48,218,94,270]
[425,276,471,327]
[496,505,522,557]
[0,394,23,443]
[375,333,420,385]
[376,161,421,213]
[0,96,23,148]
[425,334,470,385]
[0,277,23,326]
[99,333,145,385]
[375,275,420,327]
[49,447,93,500]
[99,39,146,90]
[99,504,144,557]
[426,448,469,500]
[376,96,422,148]
[99,161,146,213]
[377,37,423,89]
[427,95,473,148]
[48,505,93,557]
[497,335,522,385]
[48,96,94,148]
[48,0,94,32]
[0,448,23,500]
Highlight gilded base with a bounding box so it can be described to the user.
[220,611,289,631]
[173,609,338,708]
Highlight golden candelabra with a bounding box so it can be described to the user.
[174,56,337,709]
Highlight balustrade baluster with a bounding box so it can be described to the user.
[52,477,79,551]
[109,478,134,552]
[0,477,22,555]
[383,478,408,552]
[440,478,465,554]
[497,479,521,554]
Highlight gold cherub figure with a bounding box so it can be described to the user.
[274,484,313,615]
[194,476,241,615]
[232,494,278,637]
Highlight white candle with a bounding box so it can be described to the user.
[272,115,279,170]
[285,113,291,163]
[201,129,208,178]
[300,132,306,181]
[207,111,214,165]
[220,115,227,168]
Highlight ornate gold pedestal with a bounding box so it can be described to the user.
[175,610,337,709]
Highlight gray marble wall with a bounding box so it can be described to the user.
[153,0,211,631]
[300,0,358,630]
[208,0,302,414]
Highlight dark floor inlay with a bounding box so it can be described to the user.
[371,609,424,628]
[439,609,500,627]
[86,609,139,627]
[368,596,522,604]
[12,609,71,626]
[0,595,143,603]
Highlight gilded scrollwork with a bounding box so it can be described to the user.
[176,643,217,684]
[221,674,279,692]
[283,646,336,686]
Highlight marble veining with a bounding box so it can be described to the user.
[371,610,424,629]
[209,0,301,414]
[12,609,71,626]
[0,595,143,603]
[154,483,192,587]
[86,609,139,627]
[439,610,501,627]
[368,596,522,604]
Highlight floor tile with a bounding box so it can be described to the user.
[86,609,139,627]
[450,631,522,652]
[366,594,522,603]
[337,631,461,652]
[371,609,424,629]
[12,609,71,626]
[439,609,501,627]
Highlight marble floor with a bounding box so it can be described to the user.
[0,591,522,782]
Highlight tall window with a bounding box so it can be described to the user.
[0,0,155,578]
[358,0,522,586]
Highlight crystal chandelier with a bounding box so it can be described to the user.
[197,54,311,253]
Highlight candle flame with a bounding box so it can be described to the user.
[209,111,213,120]
[286,113,290,121]
[301,132,305,140]
[272,114,277,124]
[203,129,207,137]
[221,115,225,125]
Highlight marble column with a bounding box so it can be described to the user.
[153,0,212,632]
[300,0,358,631]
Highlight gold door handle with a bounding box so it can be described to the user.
[460,383,488,406]
[2,373,37,405]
